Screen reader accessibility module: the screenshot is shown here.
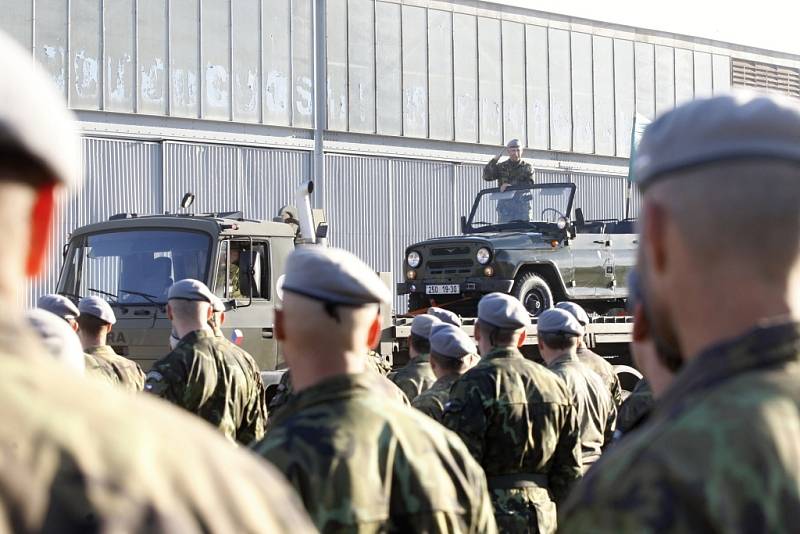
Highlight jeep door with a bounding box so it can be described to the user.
[569,230,616,299]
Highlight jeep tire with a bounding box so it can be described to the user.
[511,272,553,317]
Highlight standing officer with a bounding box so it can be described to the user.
[390,313,439,401]
[78,296,146,391]
[483,138,534,190]
[412,322,478,422]
[443,292,581,533]
[560,93,800,532]
[0,30,313,532]
[537,308,616,471]
[145,279,267,445]
[251,246,497,533]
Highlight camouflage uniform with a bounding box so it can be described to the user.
[84,351,119,386]
[252,372,498,533]
[145,329,267,445]
[577,347,623,407]
[443,347,582,533]
[84,344,145,391]
[547,353,616,470]
[615,378,654,434]
[560,321,800,533]
[389,352,436,401]
[483,157,535,223]
[411,373,459,422]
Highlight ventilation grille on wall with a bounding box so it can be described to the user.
[732,58,800,98]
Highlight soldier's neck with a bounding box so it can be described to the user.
[290,350,367,393]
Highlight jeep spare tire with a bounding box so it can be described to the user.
[511,272,553,317]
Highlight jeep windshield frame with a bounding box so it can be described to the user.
[465,182,577,234]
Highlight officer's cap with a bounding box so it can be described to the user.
[168,279,215,303]
[427,307,462,327]
[537,308,584,337]
[0,32,80,188]
[634,92,800,189]
[477,293,531,330]
[37,294,79,321]
[209,294,226,313]
[283,246,391,306]
[25,309,85,375]
[410,314,441,338]
[555,301,590,327]
[506,139,522,149]
[430,323,476,360]
[78,296,116,325]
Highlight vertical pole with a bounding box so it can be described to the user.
[312,0,327,209]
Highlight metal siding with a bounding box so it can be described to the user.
[3,0,32,51]
[103,0,135,113]
[326,0,348,130]
[170,0,200,118]
[428,9,454,140]
[675,48,694,105]
[570,173,626,220]
[69,0,101,110]
[571,32,594,154]
[535,169,571,184]
[592,35,614,156]
[454,163,486,219]
[453,13,478,143]
[502,21,526,144]
[375,1,402,135]
[478,17,502,145]
[712,54,732,93]
[33,0,68,97]
[634,42,655,120]
[163,142,241,213]
[348,0,376,134]
[200,0,231,120]
[402,5,428,138]
[231,0,261,123]
[291,0,314,128]
[263,0,292,125]
[655,45,675,117]
[694,51,713,97]
[613,39,634,157]
[138,0,168,115]
[241,148,310,220]
[548,28,571,151]
[526,25,549,150]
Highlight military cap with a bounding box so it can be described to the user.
[477,293,531,330]
[410,314,441,338]
[78,296,116,325]
[167,279,215,303]
[429,323,476,360]
[427,307,462,327]
[0,32,80,188]
[506,138,522,148]
[209,294,226,313]
[634,92,800,189]
[556,301,590,327]
[37,294,80,321]
[537,308,584,337]
[25,309,85,375]
[282,246,391,306]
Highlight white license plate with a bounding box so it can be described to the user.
[426,284,460,295]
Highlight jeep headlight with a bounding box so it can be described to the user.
[407,250,421,268]
[557,217,568,230]
[476,247,491,265]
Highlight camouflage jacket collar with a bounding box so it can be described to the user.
[482,346,524,361]
[84,345,118,358]
[656,320,800,419]
[177,329,214,346]
[548,352,579,369]
[411,352,431,364]
[282,373,373,415]
[430,373,459,392]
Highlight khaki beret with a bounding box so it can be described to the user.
[410,314,441,339]
[37,293,79,321]
[168,279,215,303]
[477,293,530,330]
[555,301,590,327]
[430,323,476,360]
[537,308,584,337]
[78,296,116,325]
[427,307,462,327]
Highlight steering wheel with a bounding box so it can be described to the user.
[540,208,566,222]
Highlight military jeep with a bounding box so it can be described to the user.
[397,182,638,317]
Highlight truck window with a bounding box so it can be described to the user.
[215,240,271,301]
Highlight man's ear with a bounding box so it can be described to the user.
[516,329,526,348]
[643,199,668,274]
[367,314,381,349]
[27,183,56,277]
[167,304,174,322]
[473,321,482,342]
[632,303,651,343]
[275,308,285,342]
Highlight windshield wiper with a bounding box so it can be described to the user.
[119,289,160,305]
[471,221,494,226]
[88,288,118,301]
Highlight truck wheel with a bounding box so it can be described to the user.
[511,273,553,317]
[408,293,430,314]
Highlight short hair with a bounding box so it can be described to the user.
[76,314,108,338]
[169,299,210,323]
[430,352,467,373]
[476,321,521,346]
[539,332,579,351]
[409,333,430,354]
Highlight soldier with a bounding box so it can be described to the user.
[0,31,313,531]
[483,138,534,191]
[537,308,616,471]
[251,246,497,533]
[428,306,462,326]
[78,296,146,391]
[412,322,477,422]
[560,93,800,532]
[145,279,268,445]
[25,308,85,374]
[556,301,623,406]
[443,292,582,533]
[389,313,439,401]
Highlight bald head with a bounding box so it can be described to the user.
[168,299,213,339]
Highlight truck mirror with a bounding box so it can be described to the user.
[460,216,467,233]
[180,192,195,209]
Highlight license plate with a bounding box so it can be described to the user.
[426,284,460,295]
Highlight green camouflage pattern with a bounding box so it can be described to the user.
[546,353,616,470]
[482,158,534,187]
[0,316,315,533]
[252,372,498,534]
[83,351,119,386]
[84,344,145,391]
[389,352,436,401]
[442,347,582,533]
[615,378,654,434]
[411,373,459,422]
[576,347,623,407]
[144,329,268,445]
[560,321,800,533]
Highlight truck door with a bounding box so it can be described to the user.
[569,224,615,299]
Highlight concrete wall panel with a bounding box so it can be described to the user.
[2,0,32,50]
[478,17,502,145]
[138,0,168,116]
[263,0,292,125]
[232,0,261,123]
[429,10,454,140]
[348,0,376,133]
[502,21,526,144]
[712,54,732,93]
[694,51,713,97]
[655,45,675,117]
[291,0,314,128]
[103,0,135,113]
[548,28,571,151]
[571,32,593,153]
[402,5,428,138]
[614,39,635,157]
[169,0,200,118]
[69,0,101,109]
[675,48,694,105]
[33,0,69,97]
[634,42,655,120]
[592,35,614,156]
[326,0,348,130]
[375,1,402,136]
[526,25,549,150]
[200,0,230,120]
[453,13,478,143]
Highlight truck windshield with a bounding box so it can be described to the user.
[467,184,575,232]
[58,229,212,304]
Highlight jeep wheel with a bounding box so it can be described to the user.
[511,273,553,317]
[408,293,430,314]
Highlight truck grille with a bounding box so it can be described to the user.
[427,259,473,275]
[431,246,470,256]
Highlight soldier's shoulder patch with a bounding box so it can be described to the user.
[443,399,464,413]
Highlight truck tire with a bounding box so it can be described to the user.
[408,293,430,314]
[511,272,553,317]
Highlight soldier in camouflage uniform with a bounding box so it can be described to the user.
[145,279,267,444]
[412,322,477,422]
[24,308,85,374]
[77,296,146,391]
[615,377,653,434]
[560,93,800,532]
[252,246,497,533]
[443,292,582,533]
[0,32,315,532]
[389,313,439,401]
[483,138,535,223]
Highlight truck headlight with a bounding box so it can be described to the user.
[476,247,491,265]
[407,250,421,268]
[557,217,568,230]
